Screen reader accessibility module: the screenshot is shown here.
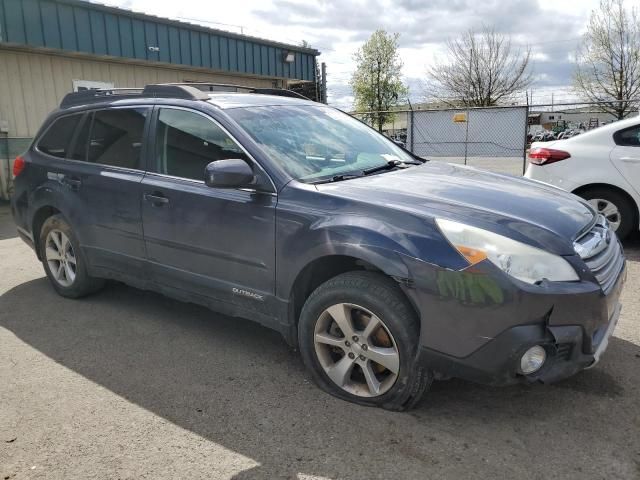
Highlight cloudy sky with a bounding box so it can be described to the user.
[97,0,600,109]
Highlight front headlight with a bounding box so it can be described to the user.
[436,218,579,284]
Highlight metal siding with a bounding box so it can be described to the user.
[295,52,302,80]
[145,21,158,62]
[309,55,315,81]
[209,35,220,69]
[89,10,107,55]
[245,41,253,75]
[131,18,146,59]
[228,38,237,71]
[190,30,200,66]
[303,54,309,81]
[266,46,273,76]
[253,43,261,75]
[22,0,45,47]
[283,53,290,79]
[0,0,5,42]
[179,28,190,65]
[219,36,229,70]
[200,33,211,68]
[40,1,61,49]
[157,23,170,63]
[0,0,318,80]
[3,0,26,44]
[236,39,245,72]
[274,47,282,77]
[168,26,180,63]
[0,49,277,138]
[73,6,92,54]
[118,16,134,58]
[57,3,77,50]
[104,13,121,57]
[260,45,268,77]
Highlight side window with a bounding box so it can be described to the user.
[37,114,83,158]
[86,108,148,168]
[155,108,248,181]
[614,125,640,147]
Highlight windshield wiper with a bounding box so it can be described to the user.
[362,159,415,175]
[311,172,365,184]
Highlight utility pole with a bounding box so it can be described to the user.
[551,92,554,112]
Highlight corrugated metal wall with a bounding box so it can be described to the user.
[0,0,317,81]
[0,48,275,137]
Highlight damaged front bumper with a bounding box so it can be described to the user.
[407,259,627,387]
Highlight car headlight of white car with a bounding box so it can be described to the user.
[436,218,579,284]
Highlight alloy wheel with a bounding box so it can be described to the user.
[313,303,400,397]
[45,229,77,287]
[587,198,621,232]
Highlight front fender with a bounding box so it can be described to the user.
[276,211,464,300]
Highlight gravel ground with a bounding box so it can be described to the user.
[0,202,639,480]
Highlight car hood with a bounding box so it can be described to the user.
[316,162,595,254]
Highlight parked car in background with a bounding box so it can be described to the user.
[11,84,626,410]
[526,116,640,239]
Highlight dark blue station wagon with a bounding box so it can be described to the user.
[11,84,626,410]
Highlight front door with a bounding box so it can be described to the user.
[141,106,277,317]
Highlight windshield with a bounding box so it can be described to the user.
[227,105,416,182]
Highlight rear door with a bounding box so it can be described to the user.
[610,123,640,195]
[140,106,277,317]
[63,107,151,279]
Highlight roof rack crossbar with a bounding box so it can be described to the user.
[157,83,309,99]
[60,84,209,108]
[60,82,310,108]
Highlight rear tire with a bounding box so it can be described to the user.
[298,271,432,411]
[39,214,105,298]
[577,187,636,240]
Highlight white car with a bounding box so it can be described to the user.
[525,115,640,239]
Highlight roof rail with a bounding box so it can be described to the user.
[163,83,310,100]
[60,84,209,108]
[60,82,310,108]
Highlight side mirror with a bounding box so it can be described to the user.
[204,159,254,188]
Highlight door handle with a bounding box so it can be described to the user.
[62,176,81,191]
[144,192,170,207]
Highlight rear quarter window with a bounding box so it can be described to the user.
[36,114,83,158]
[613,125,640,146]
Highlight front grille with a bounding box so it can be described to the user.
[574,215,625,293]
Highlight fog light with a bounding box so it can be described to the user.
[520,346,546,374]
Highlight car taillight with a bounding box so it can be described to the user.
[12,155,26,177]
[528,148,571,165]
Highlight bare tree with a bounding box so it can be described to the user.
[427,26,532,107]
[574,0,640,119]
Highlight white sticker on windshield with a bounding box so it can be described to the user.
[381,154,401,162]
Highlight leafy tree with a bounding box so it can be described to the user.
[351,30,408,132]
[427,26,532,107]
[574,0,640,119]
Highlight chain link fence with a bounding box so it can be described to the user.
[351,102,640,177]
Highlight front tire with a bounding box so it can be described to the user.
[39,214,105,298]
[298,271,431,411]
[578,187,635,240]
